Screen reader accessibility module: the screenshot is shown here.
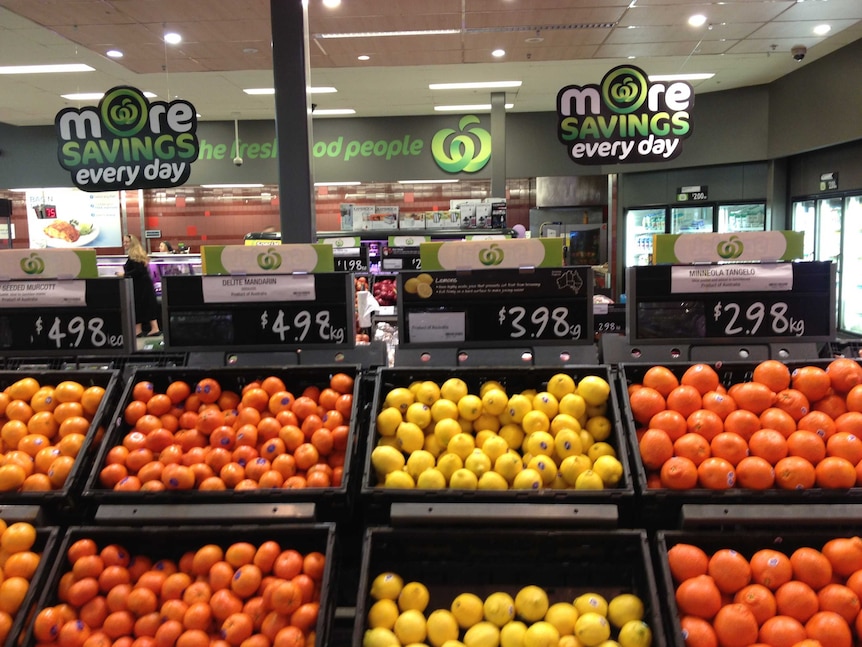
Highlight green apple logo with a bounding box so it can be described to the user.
[431,115,491,173]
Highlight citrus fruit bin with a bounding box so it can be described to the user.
[655,529,862,647]
[354,527,665,647]
[360,366,635,513]
[0,370,121,514]
[20,523,337,647]
[79,366,362,518]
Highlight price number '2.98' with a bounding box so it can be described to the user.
[713,300,804,337]
[260,308,345,344]
[497,305,582,340]
[39,315,124,349]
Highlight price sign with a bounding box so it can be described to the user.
[399,266,593,346]
[333,245,369,273]
[628,261,835,343]
[677,185,708,201]
[382,246,421,271]
[594,303,626,335]
[164,273,352,349]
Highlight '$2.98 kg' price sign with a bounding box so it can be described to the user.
[711,299,805,337]
[258,308,346,344]
[496,304,584,340]
[34,313,125,350]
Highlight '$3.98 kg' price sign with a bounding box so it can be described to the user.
[34,313,125,350]
[710,298,805,337]
[496,304,584,340]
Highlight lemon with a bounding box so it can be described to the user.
[457,394,483,421]
[434,418,463,448]
[526,455,557,486]
[441,641,467,647]
[459,417,475,434]
[377,407,404,437]
[550,471,569,490]
[424,433,444,457]
[440,378,469,403]
[500,621,528,647]
[406,450,437,480]
[363,627,401,647]
[558,637,584,647]
[545,601,579,635]
[394,609,428,644]
[512,468,543,491]
[506,394,532,423]
[447,433,476,461]
[607,594,644,629]
[585,402,608,418]
[464,449,492,478]
[427,609,460,647]
[478,471,509,490]
[370,572,404,601]
[384,470,415,489]
[481,388,509,416]
[451,592,484,629]
[579,430,595,453]
[416,381,442,406]
[417,468,447,489]
[405,402,433,429]
[617,620,651,647]
[523,620,560,647]
[550,413,582,436]
[431,398,460,422]
[464,621,500,647]
[559,454,592,486]
[483,591,515,627]
[498,424,525,451]
[585,416,612,442]
[547,373,577,400]
[449,468,479,489]
[397,422,427,454]
[404,277,420,294]
[574,593,608,617]
[416,272,434,284]
[531,392,559,418]
[436,453,463,483]
[368,598,400,629]
[576,376,611,406]
[592,455,623,488]
[554,428,584,459]
[479,380,505,397]
[473,413,501,434]
[494,452,523,484]
[378,436,400,449]
[409,381,424,395]
[559,393,587,419]
[525,430,555,457]
[574,469,603,490]
[521,410,550,435]
[587,442,616,462]
[514,585,549,623]
[481,435,509,463]
[385,387,416,413]
[575,612,611,647]
[372,445,406,477]
[399,581,430,613]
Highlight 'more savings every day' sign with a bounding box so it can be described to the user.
[556,65,694,165]
[55,86,199,192]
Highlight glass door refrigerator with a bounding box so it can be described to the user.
[792,199,817,261]
[839,195,862,335]
[670,204,715,234]
[717,203,767,233]
[625,207,667,268]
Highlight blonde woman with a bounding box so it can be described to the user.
[120,234,162,337]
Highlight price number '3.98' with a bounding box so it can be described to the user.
[39,315,124,349]
[713,300,804,337]
[498,305,582,340]
[260,308,345,344]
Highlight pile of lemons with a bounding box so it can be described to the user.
[371,373,624,491]
[363,571,653,647]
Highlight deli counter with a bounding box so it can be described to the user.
[97,253,202,298]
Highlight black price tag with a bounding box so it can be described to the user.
[234,306,349,345]
[594,304,626,335]
[333,246,369,273]
[399,267,593,346]
[382,246,421,271]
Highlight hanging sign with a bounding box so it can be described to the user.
[55,86,199,192]
[820,172,838,191]
[419,238,564,271]
[200,244,334,274]
[652,231,804,264]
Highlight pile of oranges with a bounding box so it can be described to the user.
[0,520,41,643]
[99,373,354,491]
[627,358,862,490]
[0,376,105,492]
[32,536,324,647]
[668,535,862,647]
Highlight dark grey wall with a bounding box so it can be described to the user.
[788,139,862,198]
[619,162,769,206]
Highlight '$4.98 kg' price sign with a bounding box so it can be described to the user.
[709,298,805,337]
[33,312,125,350]
[496,304,583,340]
[257,308,346,344]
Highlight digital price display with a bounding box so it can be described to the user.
[163,274,352,349]
[398,267,593,346]
[628,261,835,343]
[332,245,369,273]
[381,246,421,271]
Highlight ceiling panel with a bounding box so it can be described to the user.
[115,0,270,23]
[466,7,625,29]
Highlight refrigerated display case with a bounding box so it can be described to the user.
[670,204,713,234]
[792,199,816,261]
[717,202,766,233]
[839,194,862,334]
[625,207,666,267]
[96,253,202,298]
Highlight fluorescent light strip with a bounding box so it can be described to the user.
[244,87,338,95]
[200,184,264,188]
[61,91,157,100]
[0,63,94,74]
[314,181,361,186]
[243,88,274,95]
[648,73,714,81]
[397,179,460,184]
[313,108,356,115]
[435,103,513,111]
[316,29,459,39]
[429,81,522,90]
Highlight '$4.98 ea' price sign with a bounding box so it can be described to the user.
[495,304,584,340]
[709,298,806,337]
[32,312,125,350]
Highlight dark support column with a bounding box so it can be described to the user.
[270,0,315,242]
[490,91,506,200]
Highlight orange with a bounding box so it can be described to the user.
[330,372,355,395]
[748,428,788,465]
[194,378,222,404]
[814,393,849,420]
[80,386,106,417]
[666,385,703,418]
[753,359,792,393]
[288,601,319,633]
[674,433,711,466]
[712,602,758,647]
[660,456,698,490]
[628,387,666,425]
[678,615,717,647]
[697,457,736,490]
[710,431,749,466]
[790,546,833,590]
[1,521,36,553]
[817,583,860,623]
[774,456,816,490]
[667,544,710,584]
[735,456,775,490]
[702,390,737,420]
[7,377,40,402]
[775,579,819,623]
[648,409,688,442]
[750,548,792,590]
[5,399,33,422]
[787,430,827,464]
[815,456,857,489]
[641,366,679,398]
[220,612,254,645]
[28,410,59,438]
[729,382,776,415]
[804,610,852,647]
[758,615,806,647]
[687,409,724,442]
[835,411,862,436]
[166,381,192,405]
[797,410,837,440]
[821,536,862,577]
[773,388,811,421]
[191,544,224,577]
[759,407,797,438]
[826,431,862,464]
[681,364,720,396]
[826,358,862,394]
[734,583,777,625]
[708,548,751,594]
[638,428,673,470]
[792,365,832,401]
[846,383,862,413]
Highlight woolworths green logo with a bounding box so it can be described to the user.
[256,250,282,270]
[479,244,504,266]
[717,235,744,259]
[20,253,45,275]
[431,115,491,173]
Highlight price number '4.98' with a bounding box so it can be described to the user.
[39,315,124,349]
[498,305,582,340]
[713,300,804,337]
[260,308,346,344]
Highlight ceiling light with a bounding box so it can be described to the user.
[106,50,123,58]
[397,179,460,184]
[648,73,715,81]
[316,29,460,39]
[200,184,264,188]
[357,55,370,61]
[312,108,356,115]
[627,56,636,60]
[61,91,157,100]
[429,81,522,90]
[243,88,275,95]
[322,0,341,7]
[308,86,337,93]
[435,103,514,111]
[242,47,259,54]
[814,24,831,35]
[164,32,182,44]
[524,36,544,44]
[492,49,506,58]
[0,63,94,74]
[314,181,361,186]
[688,14,707,27]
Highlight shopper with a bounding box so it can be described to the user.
[159,241,174,253]
[120,234,162,337]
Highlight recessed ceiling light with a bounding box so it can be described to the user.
[429,81,522,90]
[244,88,275,95]
[814,23,831,35]
[312,108,356,115]
[397,179,460,184]
[201,184,265,189]
[492,49,506,58]
[0,63,94,74]
[648,73,715,81]
[322,0,341,7]
[314,181,361,187]
[357,55,370,61]
[434,103,514,111]
[627,55,636,60]
[317,29,459,39]
[242,47,259,54]
[61,91,157,100]
[308,86,337,94]
[524,36,544,44]
[106,50,123,58]
[196,113,201,118]
[688,14,707,27]
[164,32,182,44]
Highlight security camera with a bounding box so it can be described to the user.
[233,156,244,166]
[791,45,807,61]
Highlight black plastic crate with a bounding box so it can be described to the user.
[0,370,121,516]
[360,366,635,520]
[655,528,862,647]
[20,523,336,647]
[618,359,862,528]
[80,365,362,521]
[353,527,665,646]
